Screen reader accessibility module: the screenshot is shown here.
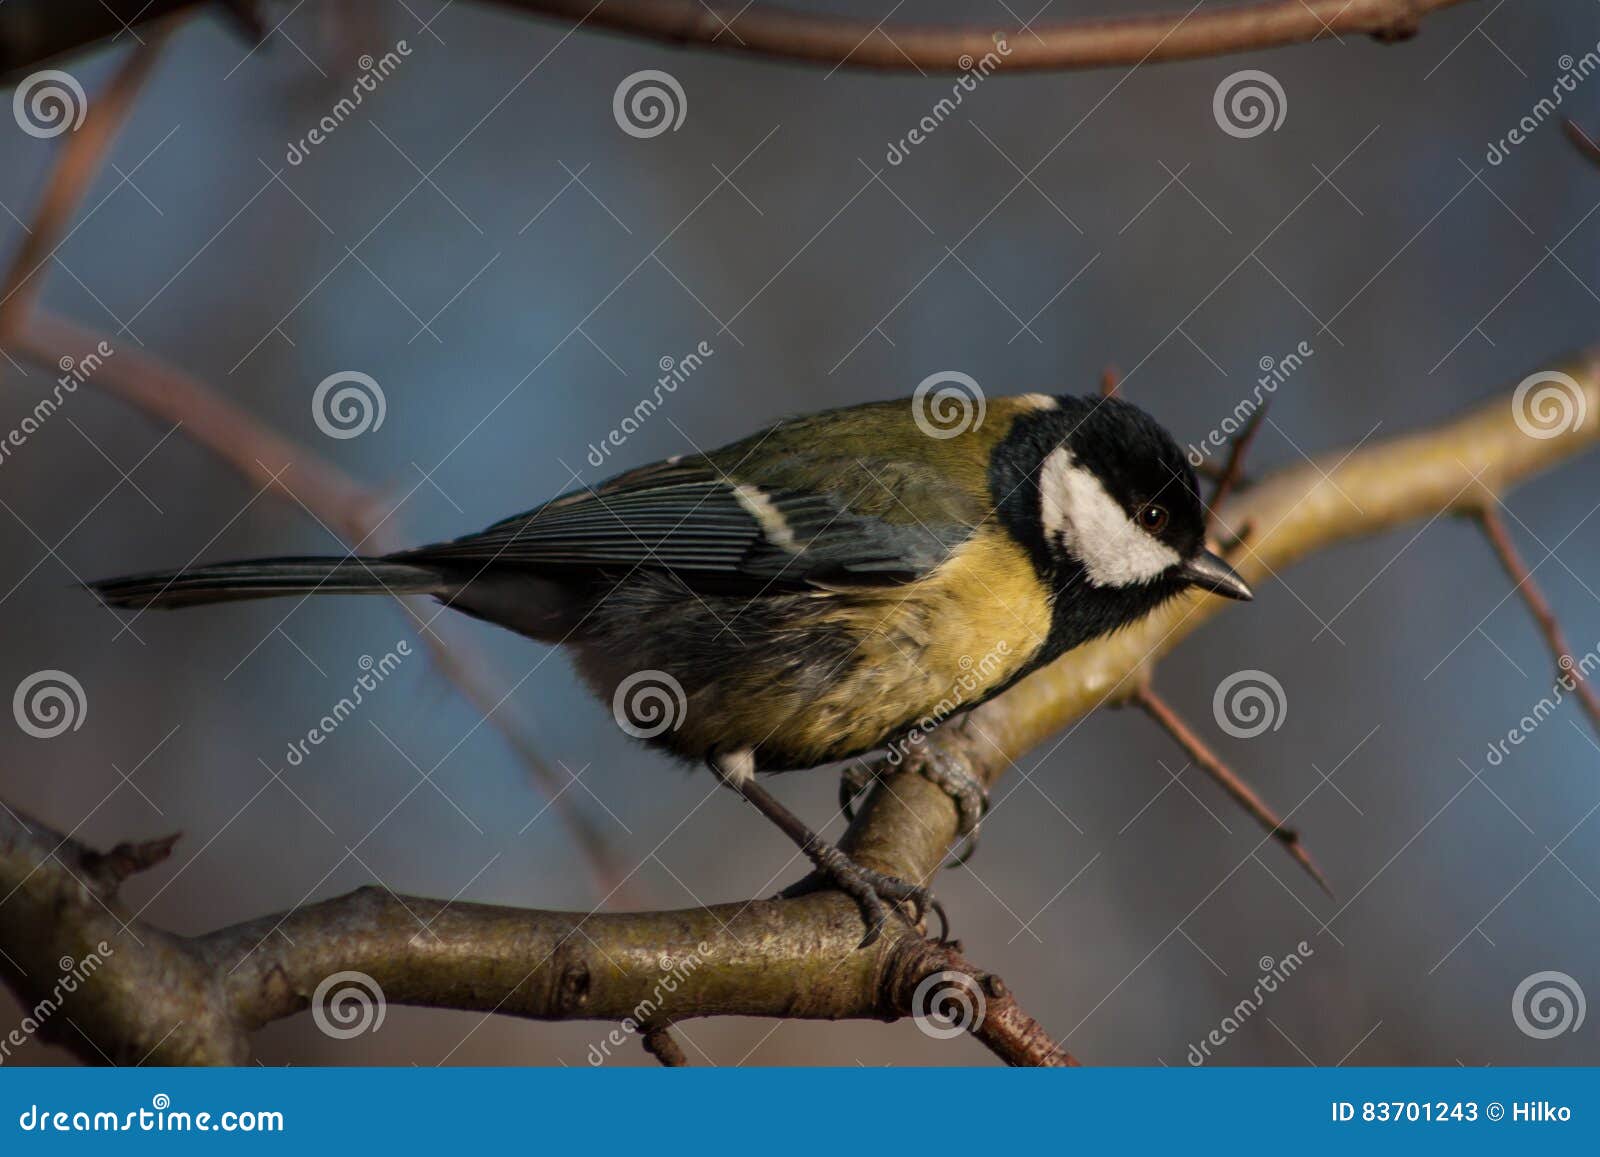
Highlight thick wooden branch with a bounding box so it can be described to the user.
[3,349,1594,1065]
[0,0,1476,78]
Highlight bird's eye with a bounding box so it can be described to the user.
[1137,504,1169,534]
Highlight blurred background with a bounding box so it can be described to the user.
[1,0,1597,1066]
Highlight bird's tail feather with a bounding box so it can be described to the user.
[89,556,443,610]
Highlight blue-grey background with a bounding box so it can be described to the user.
[1,0,1597,1065]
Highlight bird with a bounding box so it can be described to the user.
[92,391,1251,944]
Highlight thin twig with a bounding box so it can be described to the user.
[1129,682,1332,896]
[1563,119,1600,169]
[1100,366,1120,398]
[0,30,171,340]
[1206,402,1268,532]
[1474,506,1600,735]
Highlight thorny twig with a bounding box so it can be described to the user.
[1128,681,1332,896]
[1205,403,1268,534]
[1474,506,1600,736]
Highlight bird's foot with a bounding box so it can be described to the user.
[839,744,989,868]
[781,841,948,949]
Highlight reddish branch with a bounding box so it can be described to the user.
[1474,506,1600,735]
[1,0,1477,77]
[1129,682,1331,895]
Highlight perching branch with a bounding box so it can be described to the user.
[0,0,1478,78]
[4,352,1596,1065]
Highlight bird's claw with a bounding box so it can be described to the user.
[782,845,948,949]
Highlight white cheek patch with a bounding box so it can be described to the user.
[1038,446,1181,587]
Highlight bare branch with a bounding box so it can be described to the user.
[0,31,169,340]
[0,0,1477,78]
[1474,505,1600,735]
[1129,681,1331,895]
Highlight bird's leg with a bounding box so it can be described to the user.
[838,742,989,868]
[710,753,946,948]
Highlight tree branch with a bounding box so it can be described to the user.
[0,0,1477,79]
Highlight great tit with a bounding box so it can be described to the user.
[93,392,1251,943]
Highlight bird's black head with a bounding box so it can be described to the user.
[991,394,1251,653]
